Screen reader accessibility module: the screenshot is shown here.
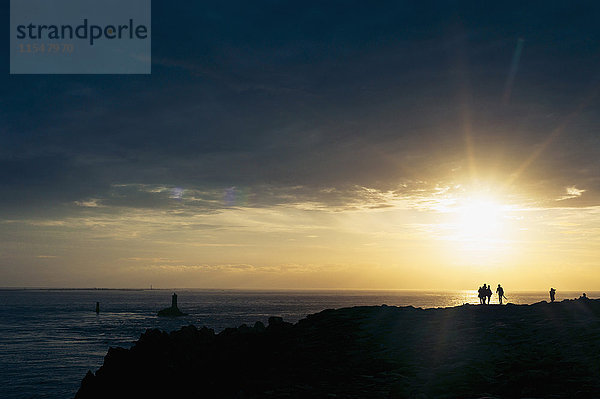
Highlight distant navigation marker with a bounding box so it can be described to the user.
[157,292,187,317]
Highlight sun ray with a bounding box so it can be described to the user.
[505,84,600,188]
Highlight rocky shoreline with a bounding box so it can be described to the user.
[75,299,600,398]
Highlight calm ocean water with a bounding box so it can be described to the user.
[0,288,595,399]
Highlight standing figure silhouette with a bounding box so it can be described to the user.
[496,284,506,304]
[549,287,556,302]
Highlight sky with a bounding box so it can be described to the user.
[1,1,600,290]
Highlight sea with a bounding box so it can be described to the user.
[0,288,595,399]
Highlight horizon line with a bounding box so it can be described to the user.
[0,286,595,293]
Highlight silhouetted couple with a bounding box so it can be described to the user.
[478,284,492,304]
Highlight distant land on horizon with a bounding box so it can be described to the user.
[1,286,597,293]
[1,286,597,292]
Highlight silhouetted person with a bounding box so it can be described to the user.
[478,285,485,304]
[95,302,100,314]
[549,288,556,302]
[485,284,492,304]
[580,292,588,300]
[496,284,507,305]
[172,292,178,308]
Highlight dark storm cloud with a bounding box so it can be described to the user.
[1,1,600,216]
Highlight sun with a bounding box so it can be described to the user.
[451,196,506,242]
[429,189,519,264]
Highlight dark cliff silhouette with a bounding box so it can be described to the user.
[77,299,600,399]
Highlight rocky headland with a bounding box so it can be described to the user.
[76,299,600,398]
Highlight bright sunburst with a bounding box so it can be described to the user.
[454,197,504,238]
